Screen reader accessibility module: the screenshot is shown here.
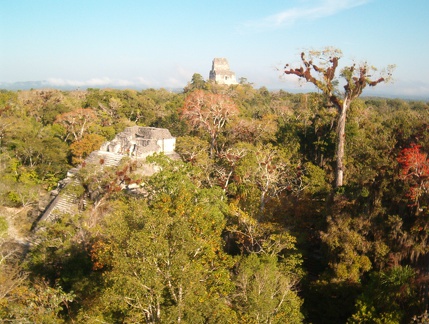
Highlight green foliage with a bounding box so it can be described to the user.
[302,162,331,195]
[0,158,41,207]
[175,135,210,164]
[22,213,101,319]
[0,279,75,323]
[24,213,101,320]
[348,266,418,323]
[0,215,7,237]
[89,157,236,322]
[175,135,215,188]
[348,300,401,324]
[2,86,429,323]
[304,280,362,324]
[321,211,373,283]
[233,253,304,323]
[233,142,302,219]
[184,73,207,92]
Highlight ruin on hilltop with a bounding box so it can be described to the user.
[38,127,177,224]
[209,58,238,85]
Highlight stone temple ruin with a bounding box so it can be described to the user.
[209,58,238,85]
[39,127,177,223]
[100,126,176,158]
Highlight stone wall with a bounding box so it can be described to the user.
[209,58,238,85]
[100,126,176,157]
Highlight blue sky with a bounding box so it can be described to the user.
[1,0,428,98]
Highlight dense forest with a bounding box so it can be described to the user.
[1,70,429,323]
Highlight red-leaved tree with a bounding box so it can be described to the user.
[397,144,429,209]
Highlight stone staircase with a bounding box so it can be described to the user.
[39,179,80,222]
[39,152,126,223]
[85,151,125,167]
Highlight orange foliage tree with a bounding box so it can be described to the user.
[55,108,97,142]
[180,90,239,156]
[397,143,429,209]
[69,133,105,165]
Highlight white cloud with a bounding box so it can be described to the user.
[46,77,161,88]
[44,71,191,90]
[135,77,156,87]
[47,77,117,87]
[240,0,371,31]
[42,64,200,90]
[372,79,429,99]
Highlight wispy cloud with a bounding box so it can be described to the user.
[46,77,165,88]
[239,0,371,32]
[46,77,135,88]
[45,74,190,90]
[371,79,429,99]
[44,65,193,89]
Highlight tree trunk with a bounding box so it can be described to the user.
[259,190,267,221]
[335,100,349,188]
[177,284,183,323]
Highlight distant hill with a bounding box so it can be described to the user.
[0,80,143,91]
[1,80,427,101]
[0,81,54,90]
[0,80,187,93]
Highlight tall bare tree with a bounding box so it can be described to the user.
[284,48,394,187]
